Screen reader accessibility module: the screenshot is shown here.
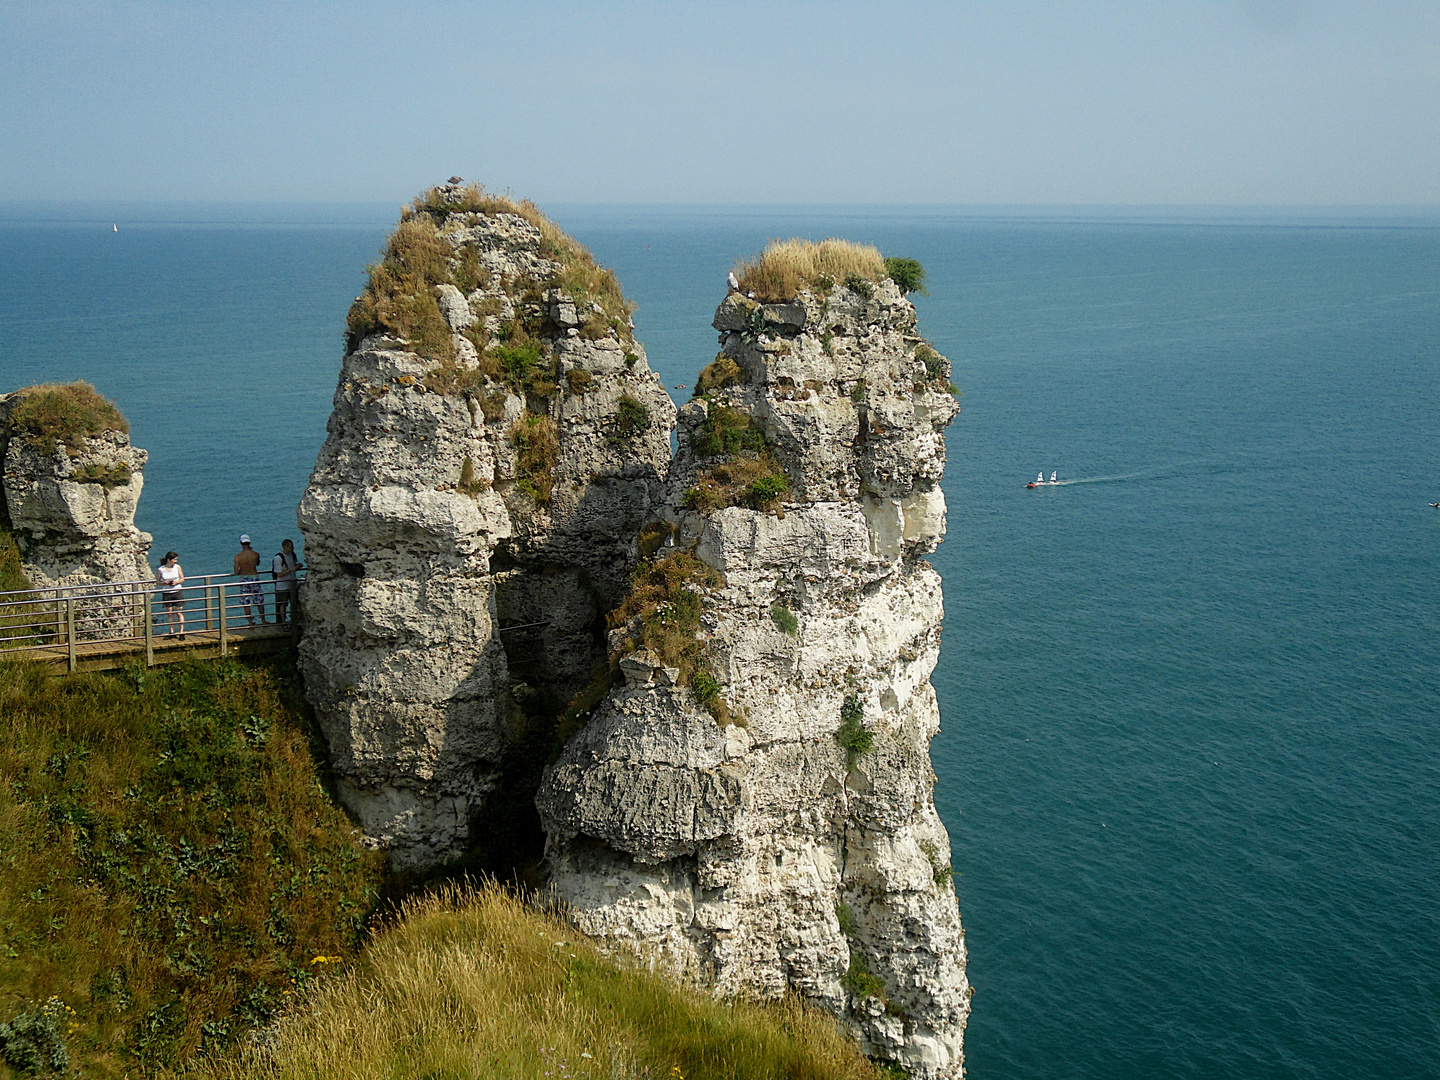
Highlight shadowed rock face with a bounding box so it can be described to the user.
[297,190,675,871]
[0,388,152,589]
[536,279,970,1077]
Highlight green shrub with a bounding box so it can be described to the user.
[692,401,766,458]
[623,351,638,369]
[919,840,955,889]
[744,473,790,511]
[345,216,456,362]
[915,344,947,383]
[770,605,798,635]
[616,395,650,437]
[685,452,787,516]
[636,521,675,559]
[844,273,874,300]
[9,383,129,456]
[565,367,592,394]
[691,670,721,707]
[835,902,858,938]
[835,694,873,770]
[841,953,886,1000]
[883,257,927,295]
[0,531,32,594]
[496,342,542,387]
[0,998,70,1075]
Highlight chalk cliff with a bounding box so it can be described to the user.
[535,269,969,1077]
[0,383,152,590]
[300,209,969,1073]
[297,184,675,870]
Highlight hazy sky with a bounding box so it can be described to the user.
[2,0,1437,205]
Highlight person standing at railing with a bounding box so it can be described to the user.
[272,539,303,627]
[233,534,267,626]
[155,552,185,639]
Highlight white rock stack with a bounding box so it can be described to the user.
[537,273,970,1076]
[298,184,675,871]
[0,384,152,590]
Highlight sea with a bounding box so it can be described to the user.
[2,203,1438,1079]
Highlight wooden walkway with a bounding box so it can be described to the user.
[13,622,298,675]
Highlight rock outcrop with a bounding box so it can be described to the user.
[535,268,969,1076]
[0,383,152,590]
[298,184,675,870]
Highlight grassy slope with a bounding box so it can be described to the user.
[189,883,885,1080]
[0,658,385,1076]
[0,651,886,1079]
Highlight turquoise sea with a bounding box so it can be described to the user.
[2,204,1438,1079]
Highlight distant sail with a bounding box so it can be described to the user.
[112,224,118,232]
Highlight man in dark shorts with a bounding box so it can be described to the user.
[272,539,303,626]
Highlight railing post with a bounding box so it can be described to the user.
[205,583,214,633]
[219,584,228,657]
[144,591,153,667]
[65,597,76,672]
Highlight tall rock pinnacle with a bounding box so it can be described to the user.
[298,184,675,870]
[536,241,970,1077]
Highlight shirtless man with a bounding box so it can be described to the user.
[234,534,267,625]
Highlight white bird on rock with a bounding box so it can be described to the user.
[727,271,740,292]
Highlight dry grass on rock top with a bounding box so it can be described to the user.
[347,183,635,366]
[733,239,886,303]
[7,383,129,457]
[187,882,885,1080]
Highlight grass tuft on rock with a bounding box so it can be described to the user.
[345,216,456,362]
[734,239,886,303]
[683,403,789,516]
[8,383,129,457]
[348,185,637,397]
[835,694,873,771]
[508,414,559,504]
[188,882,885,1080]
[693,355,745,396]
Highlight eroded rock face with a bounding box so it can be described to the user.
[536,279,969,1077]
[298,187,675,870]
[0,388,152,590]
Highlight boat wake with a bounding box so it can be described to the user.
[1026,463,1195,488]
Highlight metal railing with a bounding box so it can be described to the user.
[0,571,304,671]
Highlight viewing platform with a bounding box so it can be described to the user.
[0,572,304,674]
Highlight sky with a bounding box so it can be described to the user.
[1,0,1438,206]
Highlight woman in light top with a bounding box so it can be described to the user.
[155,551,185,639]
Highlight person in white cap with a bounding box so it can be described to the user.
[233,534,266,626]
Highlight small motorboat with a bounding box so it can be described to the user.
[1026,470,1059,489]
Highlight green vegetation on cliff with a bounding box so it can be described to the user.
[7,383,129,457]
[189,882,884,1080]
[0,658,384,1076]
[345,184,635,370]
